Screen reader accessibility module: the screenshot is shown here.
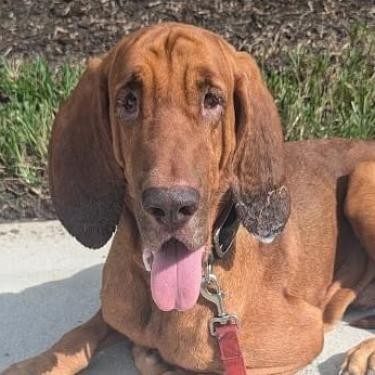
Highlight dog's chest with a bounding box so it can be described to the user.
[101,228,326,372]
[102,277,222,371]
[102,268,324,373]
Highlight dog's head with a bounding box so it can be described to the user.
[49,23,290,311]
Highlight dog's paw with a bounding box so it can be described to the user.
[340,338,375,375]
[1,356,54,375]
[131,345,190,375]
[132,345,171,374]
[1,364,33,375]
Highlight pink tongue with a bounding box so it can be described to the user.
[151,242,204,311]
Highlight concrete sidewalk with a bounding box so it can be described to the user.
[0,221,374,374]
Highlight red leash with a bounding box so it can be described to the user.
[215,322,247,375]
[201,264,247,375]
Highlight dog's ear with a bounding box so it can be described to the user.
[49,58,125,248]
[232,52,290,243]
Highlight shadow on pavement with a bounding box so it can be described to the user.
[0,265,136,374]
[318,352,345,375]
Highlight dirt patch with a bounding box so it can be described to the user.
[2,0,374,67]
[0,0,374,222]
[0,179,54,222]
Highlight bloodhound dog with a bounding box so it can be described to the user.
[3,23,375,375]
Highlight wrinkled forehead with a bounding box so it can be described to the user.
[109,24,234,88]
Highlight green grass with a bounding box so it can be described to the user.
[0,24,374,186]
[266,23,375,140]
[0,58,82,184]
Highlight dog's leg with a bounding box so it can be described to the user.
[339,161,375,375]
[346,161,375,264]
[132,345,214,375]
[2,310,117,375]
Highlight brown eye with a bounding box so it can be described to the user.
[204,92,221,109]
[116,89,139,121]
[124,92,138,114]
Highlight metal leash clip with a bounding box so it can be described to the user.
[200,258,239,336]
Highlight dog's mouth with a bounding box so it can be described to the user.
[143,238,205,312]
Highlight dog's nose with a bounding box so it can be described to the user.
[142,187,200,229]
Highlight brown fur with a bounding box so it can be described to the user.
[3,23,375,375]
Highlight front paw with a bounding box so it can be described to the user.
[2,364,32,375]
[2,355,56,375]
[132,345,191,375]
[340,338,375,375]
[132,346,168,374]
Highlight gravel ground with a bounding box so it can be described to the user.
[1,0,374,68]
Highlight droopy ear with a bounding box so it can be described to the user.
[49,58,125,248]
[232,52,290,243]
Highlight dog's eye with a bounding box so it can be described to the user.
[124,92,138,114]
[204,92,221,109]
[116,89,139,121]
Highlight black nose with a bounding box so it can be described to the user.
[142,187,200,230]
